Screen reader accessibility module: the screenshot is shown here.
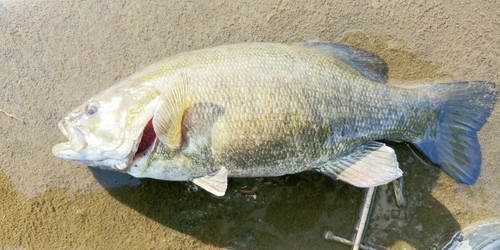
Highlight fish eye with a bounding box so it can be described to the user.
[85,103,99,116]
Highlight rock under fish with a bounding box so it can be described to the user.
[52,42,498,196]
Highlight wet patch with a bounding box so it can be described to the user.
[85,143,460,249]
[339,31,452,82]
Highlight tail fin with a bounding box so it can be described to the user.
[414,81,497,184]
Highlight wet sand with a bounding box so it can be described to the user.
[1,1,499,249]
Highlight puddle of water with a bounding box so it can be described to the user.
[85,142,459,249]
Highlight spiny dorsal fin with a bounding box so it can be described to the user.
[152,73,192,150]
[296,41,388,83]
[317,141,402,187]
[192,167,228,196]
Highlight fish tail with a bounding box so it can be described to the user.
[413,81,497,184]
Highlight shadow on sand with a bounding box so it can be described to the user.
[90,143,460,249]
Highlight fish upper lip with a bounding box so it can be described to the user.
[54,120,87,155]
[57,120,68,137]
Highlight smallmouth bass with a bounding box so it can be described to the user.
[52,42,497,196]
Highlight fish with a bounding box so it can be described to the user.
[52,42,497,196]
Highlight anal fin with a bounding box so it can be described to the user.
[317,141,402,188]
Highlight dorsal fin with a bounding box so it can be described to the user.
[152,73,192,150]
[296,41,388,83]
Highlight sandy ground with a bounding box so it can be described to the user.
[1,0,499,249]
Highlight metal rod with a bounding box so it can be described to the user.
[353,187,377,250]
[324,231,378,250]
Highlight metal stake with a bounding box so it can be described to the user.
[325,177,406,249]
[352,187,376,250]
[324,187,379,250]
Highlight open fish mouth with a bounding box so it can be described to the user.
[52,119,158,171]
[52,120,88,159]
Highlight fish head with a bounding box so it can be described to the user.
[52,79,160,172]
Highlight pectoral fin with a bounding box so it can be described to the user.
[152,73,192,150]
[317,141,402,187]
[192,167,228,196]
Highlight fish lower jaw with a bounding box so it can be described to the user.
[52,141,136,172]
